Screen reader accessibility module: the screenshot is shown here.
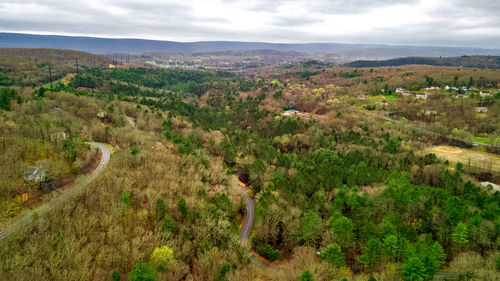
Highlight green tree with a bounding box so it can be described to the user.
[298,270,315,281]
[129,260,156,281]
[451,222,469,245]
[361,238,382,272]
[319,243,345,267]
[331,215,355,248]
[299,210,322,246]
[155,199,166,220]
[150,246,174,270]
[402,257,426,281]
[120,190,131,205]
[111,269,121,281]
[383,235,399,259]
[163,215,176,232]
[256,244,281,261]
[130,146,139,156]
[177,198,188,220]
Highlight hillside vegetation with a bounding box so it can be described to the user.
[0,48,111,86]
[346,55,500,69]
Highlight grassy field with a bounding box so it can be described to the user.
[425,145,500,173]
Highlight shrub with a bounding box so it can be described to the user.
[256,244,281,261]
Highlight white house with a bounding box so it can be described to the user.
[475,107,488,113]
[415,93,428,100]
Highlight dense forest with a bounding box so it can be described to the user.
[0,60,499,281]
[346,56,500,69]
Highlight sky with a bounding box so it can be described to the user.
[1,0,499,48]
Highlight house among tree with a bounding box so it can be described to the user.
[380,100,388,107]
[475,107,488,113]
[415,93,428,100]
[358,94,367,101]
[24,166,46,183]
[479,91,491,97]
[50,131,67,143]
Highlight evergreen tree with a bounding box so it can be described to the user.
[451,222,469,245]
[111,269,121,281]
[319,243,345,267]
[129,260,156,281]
[177,198,188,220]
[298,210,321,246]
[361,238,383,272]
[155,199,166,221]
[402,257,426,281]
[298,270,315,281]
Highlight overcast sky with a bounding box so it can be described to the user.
[1,0,499,48]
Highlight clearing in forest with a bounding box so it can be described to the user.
[425,145,500,173]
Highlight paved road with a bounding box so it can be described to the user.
[0,142,111,241]
[237,180,275,270]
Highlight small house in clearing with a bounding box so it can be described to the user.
[380,100,388,107]
[479,91,491,97]
[358,94,367,101]
[475,107,488,113]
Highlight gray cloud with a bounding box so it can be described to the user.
[0,0,499,48]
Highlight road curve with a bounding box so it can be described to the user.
[0,142,111,241]
[238,180,274,270]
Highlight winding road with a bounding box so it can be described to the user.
[0,142,110,241]
[237,180,274,270]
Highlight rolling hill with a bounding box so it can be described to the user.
[0,48,111,86]
[1,33,500,58]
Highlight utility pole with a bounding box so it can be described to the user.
[75,58,79,75]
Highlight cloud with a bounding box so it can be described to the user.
[0,0,499,48]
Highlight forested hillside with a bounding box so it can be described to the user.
[346,56,500,69]
[0,61,499,281]
[0,48,112,87]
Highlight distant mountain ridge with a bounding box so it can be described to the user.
[345,56,500,69]
[1,33,500,58]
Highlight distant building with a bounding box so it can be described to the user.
[424,86,440,90]
[475,107,488,113]
[380,100,388,107]
[395,88,411,96]
[97,111,107,119]
[479,91,491,97]
[415,93,428,100]
[152,141,165,151]
[50,132,67,143]
[358,94,367,101]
